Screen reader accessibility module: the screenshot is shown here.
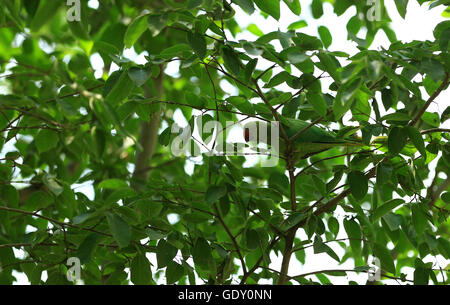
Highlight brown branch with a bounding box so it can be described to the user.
[132,68,165,188]
[0,205,111,237]
[294,149,377,179]
[421,128,450,135]
[428,176,450,208]
[409,72,449,127]
[252,79,289,142]
[239,236,281,284]
[289,269,414,283]
[277,159,298,284]
[213,204,248,276]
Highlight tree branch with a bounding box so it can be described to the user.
[409,72,449,127]
[132,67,165,189]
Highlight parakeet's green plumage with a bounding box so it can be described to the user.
[244,119,365,162]
[283,118,363,160]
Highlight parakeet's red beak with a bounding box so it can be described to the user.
[244,127,250,142]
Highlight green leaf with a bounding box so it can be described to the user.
[247,24,264,37]
[421,58,445,83]
[326,170,344,193]
[376,163,393,185]
[243,42,264,56]
[354,265,371,272]
[187,0,203,9]
[233,0,255,14]
[312,175,326,196]
[222,47,241,75]
[156,239,178,268]
[283,0,301,15]
[311,0,324,18]
[318,26,332,49]
[105,71,135,106]
[253,0,280,20]
[371,199,405,221]
[147,228,166,241]
[413,267,429,285]
[227,96,255,115]
[373,243,395,274]
[382,213,403,231]
[381,88,396,110]
[246,229,259,250]
[346,16,361,37]
[115,205,140,224]
[268,172,290,196]
[324,270,347,277]
[422,112,440,127]
[30,0,61,32]
[313,236,340,262]
[124,14,149,48]
[411,204,427,235]
[293,33,323,50]
[348,171,368,201]
[343,219,361,254]
[388,126,408,155]
[35,130,59,154]
[306,91,327,116]
[166,261,185,284]
[281,212,307,231]
[187,31,207,59]
[265,71,291,87]
[437,238,450,259]
[244,58,258,82]
[24,264,42,285]
[333,78,361,120]
[287,20,308,31]
[192,238,215,272]
[147,14,168,36]
[98,179,128,189]
[441,192,450,204]
[394,0,408,18]
[404,126,427,158]
[413,259,430,285]
[439,28,450,51]
[0,185,18,208]
[160,44,192,58]
[76,234,100,264]
[130,254,153,285]
[106,212,131,248]
[381,112,411,122]
[328,217,339,237]
[128,66,151,87]
[205,185,227,204]
[286,49,309,64]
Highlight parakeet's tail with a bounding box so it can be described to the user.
[342,136,388,146]
[341,141,365,147]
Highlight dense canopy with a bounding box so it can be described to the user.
[0,0,449,285]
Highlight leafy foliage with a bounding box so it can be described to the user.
[0,0,449,285]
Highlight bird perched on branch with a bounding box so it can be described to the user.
[243,118,381,163]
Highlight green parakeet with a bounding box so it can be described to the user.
[244,118,371,162]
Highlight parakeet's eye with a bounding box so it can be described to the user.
[244,128,250,142]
